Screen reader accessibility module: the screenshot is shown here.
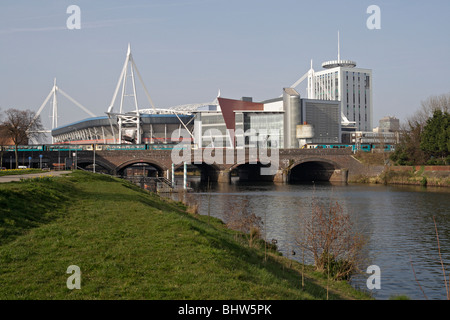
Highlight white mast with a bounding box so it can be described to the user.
[30,79,96,144]
[307,60,315,99]
[107,44,157,144]
[52,78,58,130]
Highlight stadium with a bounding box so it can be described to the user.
[45,44,394,153]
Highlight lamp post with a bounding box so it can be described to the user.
[72,151,77,170]
[183,162,187,190]
[172,163,175,187]
[93,144,96,173]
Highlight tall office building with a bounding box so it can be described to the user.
[307,34,373,132]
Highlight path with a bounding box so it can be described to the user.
[0,171,72,183]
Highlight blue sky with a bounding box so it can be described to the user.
[1,0,449,131]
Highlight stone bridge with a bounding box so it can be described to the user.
[5,148,384,183]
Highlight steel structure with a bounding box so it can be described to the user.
[103,44,213,144]
[30,78,96,144]
[105,44,153,144]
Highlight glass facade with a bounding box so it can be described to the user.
[197,112,228,147]
[243,113,284,148]
[302,100,340,144]
[196,111,284,148]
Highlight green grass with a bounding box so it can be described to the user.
[0,169,47,176]
[0,171,371,300]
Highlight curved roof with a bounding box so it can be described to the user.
[51,113,194,137]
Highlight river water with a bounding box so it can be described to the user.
[176,177,450,300]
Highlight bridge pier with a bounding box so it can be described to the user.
[217,169,231,183]
[329,168,349,183]
[274,169,288,183]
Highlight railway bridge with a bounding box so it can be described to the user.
[4,147,384,183]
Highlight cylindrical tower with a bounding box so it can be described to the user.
[283,88,302,149]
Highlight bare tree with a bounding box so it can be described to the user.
[296,200,367,281]
[0,123,11,168]
[223,199,263,248]
[417,93,450,124]
[1,109,43,168]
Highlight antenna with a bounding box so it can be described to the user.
[338,30,340,61]
[322,31,357,69]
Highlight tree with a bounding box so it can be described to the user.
[391,93,450,165]
[418,93,450,123]
[420,110,450,163]
[0,124,11,168]
[1,109,43,168]
[391,119,427,165]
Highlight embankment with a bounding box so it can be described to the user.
[0,171,370,300]
[350,165,450,187]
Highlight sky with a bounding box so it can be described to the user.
[1,0,450,132]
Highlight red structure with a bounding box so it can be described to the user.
[217,97,264,131]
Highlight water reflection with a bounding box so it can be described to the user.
[173,177,450,300]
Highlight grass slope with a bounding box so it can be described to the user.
[0,169,46,177]
[0,171,370,300]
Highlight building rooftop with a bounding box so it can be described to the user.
[322,59,357,69]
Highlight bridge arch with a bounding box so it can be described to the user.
[174,162,221,182]
[289,158,341,183]
[116,159,167,177]
[229,161,276,182]
[75,158,115,174]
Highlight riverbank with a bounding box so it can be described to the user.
[350,152,450,187]
[0,171,370,300]
[349,165,450,187]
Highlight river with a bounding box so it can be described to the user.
[173,177,450,300]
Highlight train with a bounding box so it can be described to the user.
[1,143,188,152]
[301,143,396,152]
[3,142,395,153]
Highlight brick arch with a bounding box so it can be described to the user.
[228,161,272,172]
[173,162,222,182]
[173,162,221,171]
[288,157,341,182]
[75,158,116,173]
[115,159,168,175]
[289,157,341,170]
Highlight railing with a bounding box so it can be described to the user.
[123,176,174,193]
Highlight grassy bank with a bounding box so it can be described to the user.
[0,169,46,176]
[0,171,370,300]
[350,166,450,187]
[351,152,450,187]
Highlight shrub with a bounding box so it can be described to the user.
[223,199,263,248]
[420,176,428,187]
[296,201,367,281]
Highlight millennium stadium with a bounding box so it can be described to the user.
[26,43,396,153]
